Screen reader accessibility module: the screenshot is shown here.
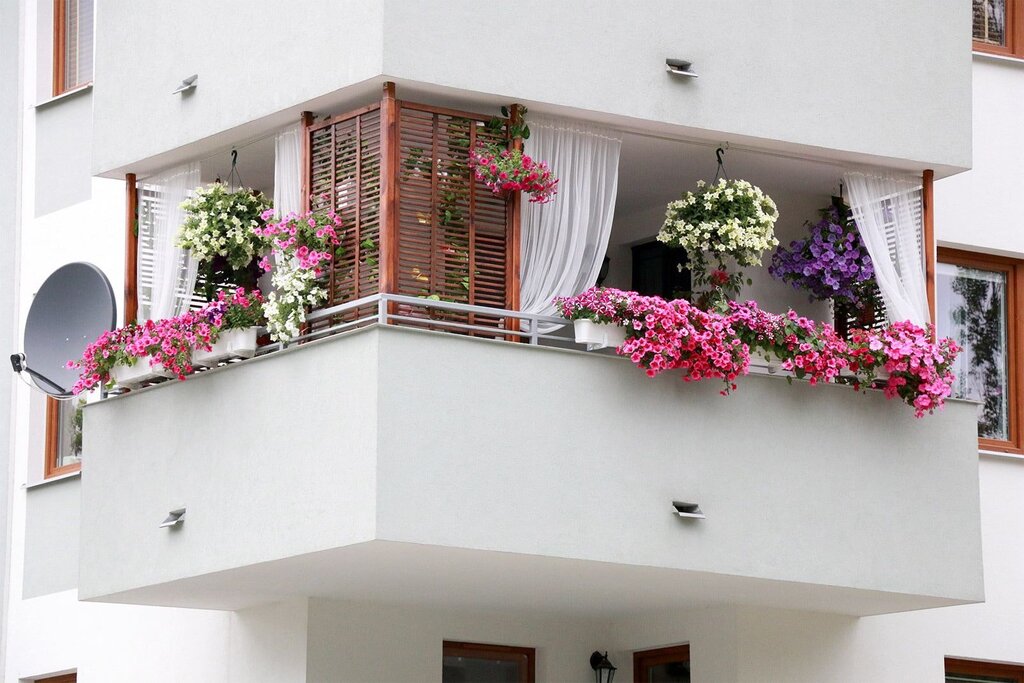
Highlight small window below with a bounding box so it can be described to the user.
[442,641,535,683]
[947,657,1024,682]
[38,674,77,683]
[973,0,1024,58]
[53,0,94,96]
[634,644,690,683]
[45,396,83,478]
[631,240,690,300]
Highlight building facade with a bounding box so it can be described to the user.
[2,2,1023,682]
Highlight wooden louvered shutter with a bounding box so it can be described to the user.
[302,85,520,333]
[394,103,512,330]
[306,105,383,324]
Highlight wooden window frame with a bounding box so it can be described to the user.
[442,640,535,683]
[39,675,77,683]
[974,0,1024,58]
[44,396,80,479]
[633,644,690,683]
[938,247,1024,455]
[947,657,1024,682]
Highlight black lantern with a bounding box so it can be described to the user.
[590,650,617,683]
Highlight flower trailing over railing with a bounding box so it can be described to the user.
[554,287,960,416]
[468,145,558,204]
[177,183,273,298]
[253,209,343,342]
[657,178,779,304]
[67,312,215,393]
[727,301,849,387]
[67,287,264,394]
[847,321,960,417]
[769,205,874,306]
[619,294,749,392]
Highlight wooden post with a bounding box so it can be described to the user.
[506,105,524,339]
[379,82,399,299]
[300,111,313,213]
[123,172,138,325]
[923,169,936,327]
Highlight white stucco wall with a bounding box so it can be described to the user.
[936,58,1024,257]
[91,1,970,176]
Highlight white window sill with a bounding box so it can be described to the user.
[23,469,81,490]
[973,51,1024,66]
[979,449,1024,462]
[34,83,92,110]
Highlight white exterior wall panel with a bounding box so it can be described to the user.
[91,1,970,175]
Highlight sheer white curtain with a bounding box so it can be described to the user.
[274,124,302,216]
[137,162,200,320]
[520,116,622,324]
[843,171,929,326]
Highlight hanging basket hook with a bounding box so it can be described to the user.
[713,147,729,182]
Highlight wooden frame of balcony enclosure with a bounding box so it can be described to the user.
[301,82,522,335]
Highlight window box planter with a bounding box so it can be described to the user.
[573,319,627,350]
[191,327,258,367]
[109,357,175,389]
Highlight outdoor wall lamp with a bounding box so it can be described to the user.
[159,507,186,528]
[666,58,698,78]
[172,74,198,95]
[590,651,617,683]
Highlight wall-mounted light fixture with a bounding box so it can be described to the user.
[666,59,698,78]
[590,651,617,683]
[159,507,186,528]
[672,500,705,519]
[172,75,198,95]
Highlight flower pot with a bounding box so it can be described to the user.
[573,319,627,350]
[191,327,258,367]
[110,356,175,389]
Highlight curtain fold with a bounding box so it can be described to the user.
[520,116,622,326]
[138,162,201,320]
[274,124,303,216]
[843,170,929,326]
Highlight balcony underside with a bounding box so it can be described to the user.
[79,326,983,615]
[87,539,975,616]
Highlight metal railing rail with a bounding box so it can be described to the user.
[256,294,575,355]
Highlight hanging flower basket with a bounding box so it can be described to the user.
[468,145,558,204]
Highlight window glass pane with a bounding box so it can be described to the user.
[936,262,1009,440]
[442,655,523,683]
[56,398,84,468]
[974,0,1007,46]
[947,675,1017,683]
[62,0,93,91]
[646,661,691,683]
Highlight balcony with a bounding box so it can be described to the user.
[78,295,983,616]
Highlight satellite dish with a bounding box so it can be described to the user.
[13,262,117,397]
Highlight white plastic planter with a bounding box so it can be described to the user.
[573,319,627,350]
[110,356,175,389]
[191,327,258,367]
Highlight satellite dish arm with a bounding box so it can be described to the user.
[10,353,71,397]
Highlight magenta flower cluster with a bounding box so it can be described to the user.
[847,321,960,417]
[255,209,343,275]
[66,287,264,394]
[555,287,960,416]
[769,206,874,304]
[469,145,558,204]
